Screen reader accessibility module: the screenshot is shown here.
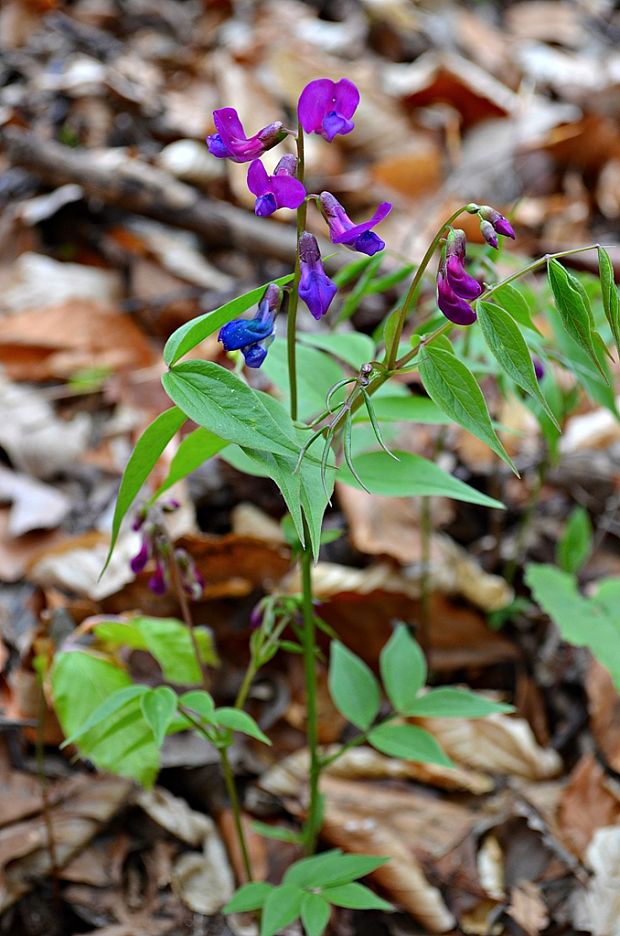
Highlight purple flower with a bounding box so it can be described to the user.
[532,356,545,381]
[298,232,337,320]
[247,156,306,217]
[445,255,482,300]
[148,559,168,596]
[437,272,477,326]
[218,283,282,368]
[479,206,515,240]
[319,192,391,256]
[130,536,151,574]
[480,220,499,249]
[175,548,204,600]
[206,108,287,163]
[298,78,360,143]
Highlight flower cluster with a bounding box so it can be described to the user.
[437,208,516,326]
[207,78,391,366]
[131,500,204,599]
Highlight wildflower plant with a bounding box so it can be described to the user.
[49,77,620,935]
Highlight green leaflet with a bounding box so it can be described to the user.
[598,247,620,358]
[547,259,607,381]
[152,427,228,502]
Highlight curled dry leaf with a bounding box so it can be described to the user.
[560,402,620,454]
[156,139,226,187]
[260,745,493,798]
[136,787,213,849]
[176,532,291,599]
[0,775,132,912]
[231,502,286,545]
[415,714,562,780]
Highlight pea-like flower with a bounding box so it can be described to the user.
[298,78,360,142]
[437,272,478,326]
[247,156,306,217]
[319,192,391,256]
[467,203,516,247]
[218,283,282,368]
[436,229,479,325]
[129,500,203,600]
[298,232,337,320]
[206,108,287,163]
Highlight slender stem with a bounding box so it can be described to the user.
[386,206,470,368]
[221,747,254,882]
[319,733,368,770]
[167,550,209,691]
[480,243,602,303]
[419,496,432,656]
[300,538,321,855]
[36,671,60,909]
[234,662,258,711]
[287,124,307,421]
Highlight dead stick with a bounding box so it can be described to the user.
[0,128,300,263]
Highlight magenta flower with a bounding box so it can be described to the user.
[130,536,151,574]
[148,559,168,596]
[532,356,545,381]
[298,78,360,143]
[247,156,306,217]
[319,192,391,256]
[445,255,482,300]
[298,232,337,320]
[479,205,515,240]
[206,108,287,163]
[437,272,477,326]
[219,283,282,368]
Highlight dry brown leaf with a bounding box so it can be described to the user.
[558,754,620,859]
[586,658,620,773]
[573,825,620,935]
[0,299,155,381]
[0,507,67,582]
[177,532,291,598]
[231,502,286,544]
[0,252,122,313]
[506,2,584,47]
[0,775,131,912]
[136,787,212,848]
[416,714,562,780]
[507,881,550,936]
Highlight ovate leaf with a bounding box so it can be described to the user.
[477,301,559,429]
[405,688,513,718]
[418,346,516,472]
[214,707,271,745]
[328,642,380,731]
[380,625,427,714]
[152,427,228,501]
[284,851,388,888]
[547,259,606,380]
[368,722,452,766]
[301,893,331,936]
[223,881,274,913]
[557,505,592,575]
[260,884,304,936]
[322,883,392,911]
[598,247,620,358]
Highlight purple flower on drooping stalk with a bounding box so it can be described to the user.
[148,558,169,596]
[130,535,151,574]
[437,271,478,326]
[533,356,545,381]
[319,192,391,256]
[298,232,337,320]
[298,78,360,143]
[443,230,482,301]
[467,202,516,247]
[480,220,499,249]
[206,108,288,163]
[174,548,205,601]
[129,501,203,600]
[219,283,282,368]
[247,156,306,217]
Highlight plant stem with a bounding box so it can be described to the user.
[419,496,432,657]
[36,671,60,909]
[287,123,307,421]
[234,662,258,710]
[167,549,209,692]
[221,747,254,882]
[300,537,321,855]
[480,243,603,302]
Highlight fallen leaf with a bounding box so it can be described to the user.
[0,252,122,313]
[0,465,71,536]
[507,881,550,936]
[586,658,620,773]
[573,825,620,935]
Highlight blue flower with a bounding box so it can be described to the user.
[298,232,337,320]
[218,283,282,368]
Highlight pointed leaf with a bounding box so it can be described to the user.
[328,642,380,731]
[547,259,606,379]
[260,884,303,936]
[368,722,452,766]
[223,881,274,913]
[178,690,216,723]
[214,707,271,745]
[141,686,177,747]
[557,505,593,575]
[152,427,228,501]
[380,625,427,714]
[322,882,392,911]
[285,851,389,888]
[404,688,513,718]
[598,247,620,357]
[418,346,516,472]
[60,684,148,746]
[301,893,331,936]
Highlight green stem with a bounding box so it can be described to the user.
[234,662,258,711]
[386,205,470,368]
[300,538,321,854]
[319,733,368,770]
[480,243,603,302]
[287,123,307,422]
[221,747,254,882]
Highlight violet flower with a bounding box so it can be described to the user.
[298,232,337,320]
[148,559,168,596]
[533,356,545,381]
[247,156,306,217]
[206,108,287,163]
[319,191,391,256]
[437,272,478,326]
[298,78,360,143]
[479,205,516,240]
[218,283,282,368]
[480,220,499,249]
[444,255,482,300]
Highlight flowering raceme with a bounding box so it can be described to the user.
[206,108,287,163]
[219,283,282,368]
[319,192,391,256]
[297,78,360,142]
[247,156,305,217]
[130,501,204,599]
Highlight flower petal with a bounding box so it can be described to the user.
[297,78,334,133]
[332,78,361,119]
[212,108,247,148]
[445,255,482,300]
[353,231,385,256]
[331,201,392,243]
[299,268,337,320]
[254,193,277,217]
[247,159,270,196]
[322,112,354,142]
[271,175,306,210]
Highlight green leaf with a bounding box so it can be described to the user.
[261,340,345,420]
[163,275,293,367]
[300,332,375,370]
[337,254,384,323]
[284,851,389,889]
[404,687,513,718]
[477,301,559,429]
[301,893,331,936]
[328,642,380,731]
[332,255,374,288]
[599,247,620,358]
[152,428,228,501]
[251,821,303,844]
[51,651,159,786]
[141,686,177,747]
[322,883,392,911]
[260,884,304,936]
[418,346,516,472]
[162,361,303,459]
[102,407,186,573]
[368,722,452,766]
[354,394,452,425]
[338,450,504,509]
[60,684,148,746]
[525,564,620,690]
[490,283,541,334]
[178,690,216,722]
[548,259,606,380]
[557,506,593,575]
[214,707,271,745]
[380,625,426,715]
[223,881,275,913]
[94,617,217,685]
